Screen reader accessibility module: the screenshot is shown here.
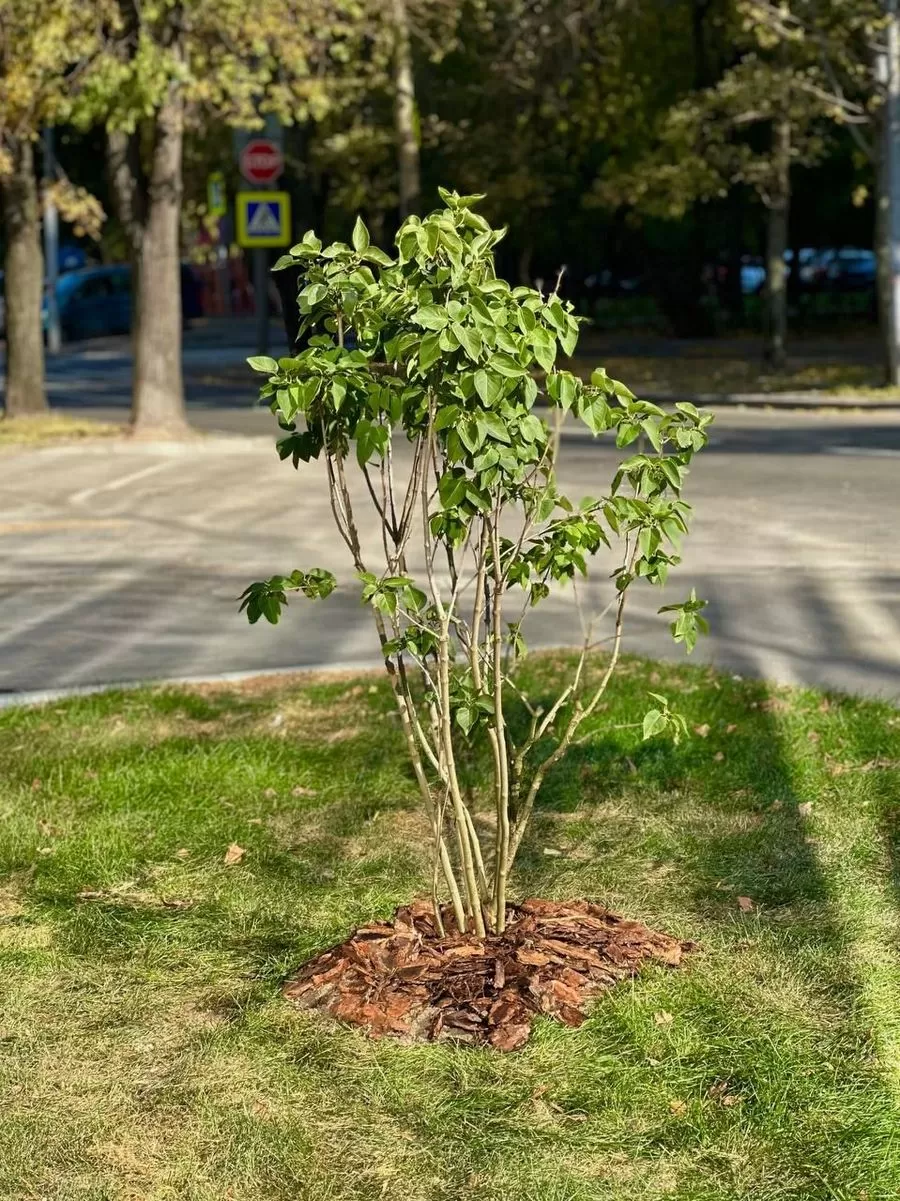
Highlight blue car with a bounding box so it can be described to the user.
[44,263,202,342]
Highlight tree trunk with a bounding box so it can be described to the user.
[764,118,791,369]
[877,4,900,387]
[132,85,187,435]
[392,0,420,220]
[517,242,533,287]
[1,139,47,417]
[107,88,188,436]
[875,126,895,382]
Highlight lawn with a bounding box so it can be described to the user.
[0,414,121,448]
[1,656,899,1200]
[569,354,900,401]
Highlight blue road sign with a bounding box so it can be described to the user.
[236,191,291,248]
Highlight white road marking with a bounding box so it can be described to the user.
[69,461,173,506]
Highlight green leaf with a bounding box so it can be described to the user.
[459,418,483,454]
[529,327,556,373]
[660,459,683,490]
[434,404,461,431]
[438,471,468,509]
[490,353,527,378]
[642,418,663,452]
[559,317,579,357]
[248,355,279,374]
[479,411,511,444]
[413,305,449,331]
[474,370,503,406]
[418,333,442,372]
[642,709,668,740]
[453,323,482,362]
[362,246,394,267]
[352,216,370,251]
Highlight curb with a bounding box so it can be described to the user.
[643,391,900,411]
[0,660,385,711]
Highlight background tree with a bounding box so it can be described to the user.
[597,47,829,365]
[83,0,354,436]
[738,1,892,371]
[0,0,110,418]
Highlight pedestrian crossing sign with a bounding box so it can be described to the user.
[236,191,292,247]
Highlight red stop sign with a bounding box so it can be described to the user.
[239,139,284,185]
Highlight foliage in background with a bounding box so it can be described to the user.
[242,191,710,934]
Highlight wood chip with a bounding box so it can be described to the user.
[283,897,691,1051]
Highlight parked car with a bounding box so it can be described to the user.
[800,247,876,290]
[42,262,202,342]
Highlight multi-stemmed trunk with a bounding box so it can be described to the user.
[1,138,47,418]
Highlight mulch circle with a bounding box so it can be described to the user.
[283,898,693,1051]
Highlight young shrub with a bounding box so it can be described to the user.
[242,189,711,936]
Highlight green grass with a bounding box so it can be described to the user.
[567,354,900,401]
[1,657,899,1200]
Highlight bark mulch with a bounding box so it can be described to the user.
[283,897,693,1051]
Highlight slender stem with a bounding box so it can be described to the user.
[437,631,487,935]
[508,542,637,868]
[463,806,490,900]
[489,516,511,932]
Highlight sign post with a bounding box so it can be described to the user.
[234,124,286,355]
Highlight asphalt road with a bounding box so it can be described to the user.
[2,403,900,702]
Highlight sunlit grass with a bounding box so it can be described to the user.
[1,657,899,1199]
[0,413,121,447]
[568,354,900,400]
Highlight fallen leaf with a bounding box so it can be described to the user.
[736,896,754,912]
[797,802,813,817]
[709,1081,741,1107]
[223,843,246,866]
[669,1099,687,1116]
[694,724,710,738]
[725,723,737,734]
[542,847,563,858]
[653,1010,674,1027]
[174,848,191,860]
[292,786,318,798]
[714,751,725,762]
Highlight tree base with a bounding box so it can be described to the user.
[284,898,693,1051]
[127,421,200,442]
